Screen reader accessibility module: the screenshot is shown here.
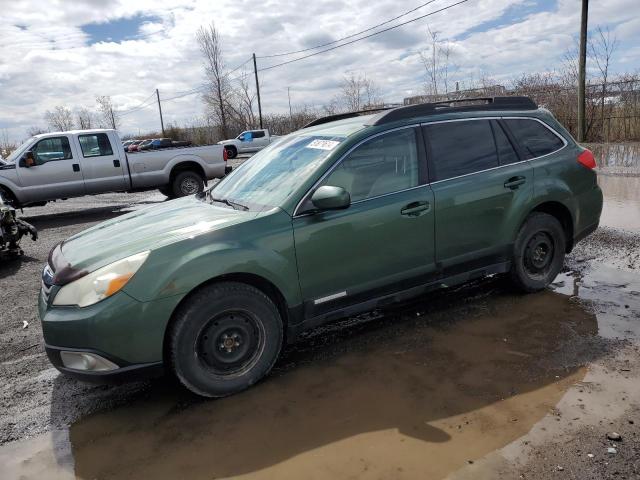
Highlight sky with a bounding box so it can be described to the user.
[0,0,639,142]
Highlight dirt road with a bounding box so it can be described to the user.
[0,153,639,479]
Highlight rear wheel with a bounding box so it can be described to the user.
[509,212,566,292]
[169,282,283,397]
[225,146,237,159]
[171,170,204,198]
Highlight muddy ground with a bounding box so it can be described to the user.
[0,153,639,479]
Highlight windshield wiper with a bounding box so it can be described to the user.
[210,196,249,211]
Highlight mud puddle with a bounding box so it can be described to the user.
[2,272,628,480]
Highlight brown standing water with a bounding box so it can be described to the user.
[0,289,600,480]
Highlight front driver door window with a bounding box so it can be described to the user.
[293,127,436,317]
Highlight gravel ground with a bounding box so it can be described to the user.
[0,157,639,479]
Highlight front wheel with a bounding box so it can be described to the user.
[509,212,566,292]
[171,170,204,198]
[169,282,283,397]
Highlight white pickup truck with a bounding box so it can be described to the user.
[0,129,230,207]
[217,129,279,158]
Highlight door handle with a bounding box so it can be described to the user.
[72,163,80,172]
[401,201,430,216]
[504,176,526,190]
[113,159,121,167]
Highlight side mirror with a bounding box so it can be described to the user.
[311,185,350,211]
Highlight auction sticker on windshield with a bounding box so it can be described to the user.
[306,139,340,151]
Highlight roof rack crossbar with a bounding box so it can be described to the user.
[303,106,394,129]
[370,96,538,126]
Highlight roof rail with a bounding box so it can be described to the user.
[303,106,395,129]
[369,96,538,126]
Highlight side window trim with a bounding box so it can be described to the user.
[293,124,425,217]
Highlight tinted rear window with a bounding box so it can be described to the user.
[504,119,564,159]
[424,120,498,181]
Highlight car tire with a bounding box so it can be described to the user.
[225,146,237,159]
[169,282,284,397]
[509,212,566,292]
[172,170,204,197]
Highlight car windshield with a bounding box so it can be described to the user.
[210,134,345,208]
[6,137,35,163]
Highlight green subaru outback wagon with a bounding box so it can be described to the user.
[39,97,602,397]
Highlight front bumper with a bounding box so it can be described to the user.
[45,344,163,383]
[39,287,184,382]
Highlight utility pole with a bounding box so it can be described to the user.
[109,106,116,130]
[577,0,588,142]
[287,86,292,130]
[156,88,165,137]
[252,53,263,129]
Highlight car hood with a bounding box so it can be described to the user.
[217,139,237,145]
[61,196,257,272]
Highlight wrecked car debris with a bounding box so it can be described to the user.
[0,192,37,258]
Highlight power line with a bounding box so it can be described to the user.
[258,0,471,72]
[258,0,438,59]
[115,92,157,117]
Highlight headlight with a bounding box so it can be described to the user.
[53,251,150,307]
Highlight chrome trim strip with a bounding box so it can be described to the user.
[314,291,347,305]
[293,124,421,217]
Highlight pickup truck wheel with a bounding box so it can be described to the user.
[225,146,237,159]
[169,282,283,397]
[509,212,566,292]
[172,171,204,197]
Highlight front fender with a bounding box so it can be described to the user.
[0,174,25,203]
[123,208,301,311]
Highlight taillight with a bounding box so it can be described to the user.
[577,149,596,170]
[223,148,228,162]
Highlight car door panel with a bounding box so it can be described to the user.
[292,126,435,318]
[293,186,436,317]
[78,132,128,193]
[423,119,533,271]
[16,135,85,202]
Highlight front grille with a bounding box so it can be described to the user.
[41,264,54,304]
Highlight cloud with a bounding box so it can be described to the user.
[0,0,638,142]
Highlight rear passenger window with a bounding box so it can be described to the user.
[425,120,498,181]
[252,131,266,138]
[79,133,113,158]
[322,128,419,202]
[491,121,520,165]
[504,119,564,159]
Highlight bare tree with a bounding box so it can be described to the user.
[96,96,118,129]
[26,126,47,136]
[225,70,257,131]
[197,22,231,138]
[0,130,17,158]
[337,73,382,111]
[44,106,74,131]
[590,26,619,141]
[420,26,453,97]
[76,107,95,129]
